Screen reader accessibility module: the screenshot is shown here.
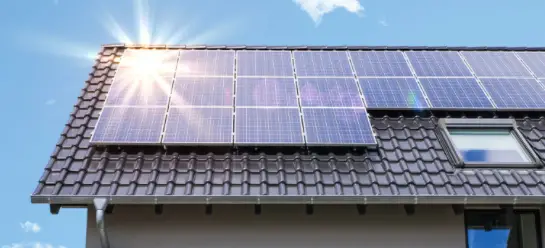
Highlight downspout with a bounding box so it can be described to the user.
[93,198,111,248]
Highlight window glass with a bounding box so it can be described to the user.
[449,129,531,163]
[467,229,511,248]
[466,210,541,248]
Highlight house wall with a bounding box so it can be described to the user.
[86,204,466,248]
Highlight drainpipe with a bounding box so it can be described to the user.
[93,198,110,248]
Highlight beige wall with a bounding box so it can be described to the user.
[86,204,466,248]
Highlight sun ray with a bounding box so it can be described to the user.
[102,13,134,44]
[15,32,98,63]
[135,0,152,45]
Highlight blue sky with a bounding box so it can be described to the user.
[0,0,544,247]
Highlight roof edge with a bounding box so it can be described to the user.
[101,44,545,51]
[31,195,545,205]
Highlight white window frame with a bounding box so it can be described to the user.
[438,118,542,168]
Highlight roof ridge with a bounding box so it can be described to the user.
[101,43,545,51]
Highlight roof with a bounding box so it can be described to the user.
[102,44,545,51]
[30,45,545,206]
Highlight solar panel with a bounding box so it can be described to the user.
[91,107,166,144]
[479,78,545,109]
[163,107,233,144]
[235,78,298,107]
[349,51,413,77]
[105,76,173,106]
[419,78,494,109]
[235,108,303,144]
[237,51,293,77]
[303,108,375,145]
[462,52,532,77]
[406,51,472,77]
[517,52,545,78]
[177,50,234,76]
[170,77,233,106]
[298,78,363,107]
[359,78,429,109]
[118,49,178,77]
[294,51,353,77]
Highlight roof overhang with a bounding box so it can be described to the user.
[31,195,545,205]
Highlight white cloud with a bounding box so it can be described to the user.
[19,222,41,233]
[2,243,64,248]
[379,20,389,27]
[293,0,364,25]
[45,99,56,105]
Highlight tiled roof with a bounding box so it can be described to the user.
[30,45,545,205]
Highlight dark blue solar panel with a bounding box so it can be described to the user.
[303,108,375,145]
[236,78,298,107]
[163,107,233,144]
[105,76,173,106]
[237,51,293,77]
[462,52,532,77]
[406,51,472,77]
[177,50,234,76]
[294,51,353,77]
[349,51,412,77]
[235,108,303,144]
[517,52,545,78]
[480,78,545,109]
[170,77,233,106]
[91,107,166,144]
[298,78,363,107]
[359,78,428,109]
[419,78,493,109]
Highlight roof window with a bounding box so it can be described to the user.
[438,119,541,168]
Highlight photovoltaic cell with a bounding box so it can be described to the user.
[303,108,375,145]
[170,77,233,106]
[91,107,166,144]
[237,51,294,77]
[235,78,298,107]
[462,51,532,77]
[349,51,412,77]
[517,52,545,78]
[105,76,173,106]
[163,107,233,144]
[479,78,545,109]
[419,78,494,109]
[359,78,429,109]
[294,51,353,77]
[177,50,234,76]
[298,78,363,107]
[406,51,472,77]
[235,108,303,144]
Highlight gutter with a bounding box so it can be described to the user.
[32,194,545,205]
[93,198,110,248]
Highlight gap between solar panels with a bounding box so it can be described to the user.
[90,48,545,147]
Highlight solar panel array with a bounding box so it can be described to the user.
[236,51,303,145]
[461,51,545,110]
[91,50,176,144]
[91,48,545,146]
[294,51,375,145]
